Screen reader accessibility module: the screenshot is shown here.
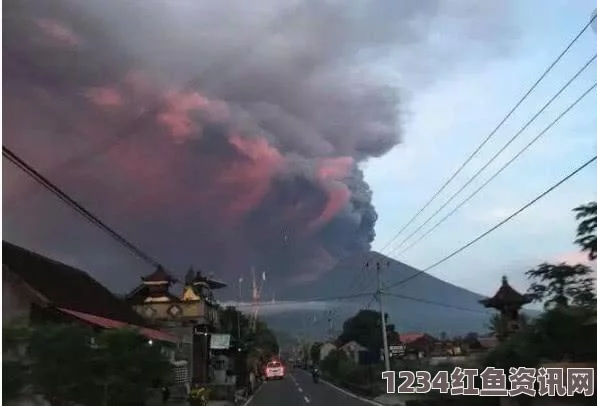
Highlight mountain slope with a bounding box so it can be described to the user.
[262,251,500,339]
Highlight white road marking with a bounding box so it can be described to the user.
[296,369,384,406]
[304,395,311,403]
[242,383,264,406]
[298,387,303,393]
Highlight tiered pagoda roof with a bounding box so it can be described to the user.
[480,276,531,309]
[141,265,176,284]
[191,270,227,290]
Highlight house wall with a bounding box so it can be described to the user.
[320,343,336,361]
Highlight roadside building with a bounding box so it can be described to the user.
[339,340,368,364]
[319,342,337,361]
[480,276,531,341]
[126,267,227,385]
[2,241,174,344]
[399,332,437,359]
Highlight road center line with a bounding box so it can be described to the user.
[304,395,311,403]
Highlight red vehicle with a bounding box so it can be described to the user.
[264,359,286,380]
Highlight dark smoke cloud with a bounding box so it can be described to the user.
[3,0,514,292]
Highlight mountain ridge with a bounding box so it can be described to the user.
[260,251,508,339]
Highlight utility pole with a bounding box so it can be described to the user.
[237,277,243,341]
[376,261,391,371]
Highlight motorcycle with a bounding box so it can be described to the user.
[312,368,320,384]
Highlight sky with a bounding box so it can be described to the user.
[2,0,596,306]
[368,0,597,297]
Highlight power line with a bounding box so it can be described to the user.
[3,146,161,268]
[384,292,488,314]
[377,14,596,255]
[386,52,597,256]
[384,153,597,291]
[393,78,597,256]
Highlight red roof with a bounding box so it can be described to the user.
[400,333,428,344]
[59,308,176,343]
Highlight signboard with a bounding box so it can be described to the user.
[386,344,406,358]
[210,334,231,350]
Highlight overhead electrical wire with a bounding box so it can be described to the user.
[3,146,162,269]
[384,153,597,291]
[229,289,487,316]
[394,79,597,257]
[384,292,488,314]
[377,13,597,256]
[386,53,597,256]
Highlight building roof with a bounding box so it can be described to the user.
[340,341,367,351]
[3,241,148,327]
[126,285,181,304]
[141,265,175,283]
[399,333,433,344]
[58,308,176,343]
[480,276,531,308]
[192,270,227,290]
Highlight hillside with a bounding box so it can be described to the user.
[260,251,502,340]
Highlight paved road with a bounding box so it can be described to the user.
[247,368,377,406]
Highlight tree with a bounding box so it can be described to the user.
[574,201,597,260]
[95,328,172,406]
[320,349,355,378]
[3,323,31,403]
[219,306,250,343]
[310,342,323,363]
[2,323,172,406]
[337,309,383,353]
[526,263,595,309]
[25,323,100,406]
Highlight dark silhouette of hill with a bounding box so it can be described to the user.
[262,251,507,339]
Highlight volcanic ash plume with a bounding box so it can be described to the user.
[3,0,512,284]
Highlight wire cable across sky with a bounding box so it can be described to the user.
[377,13,597,256]
[392,78,597,257]
[386,52,597,257]
[384,153,597,291]
[3,146,162,269]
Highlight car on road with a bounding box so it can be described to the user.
[264,360,286,380]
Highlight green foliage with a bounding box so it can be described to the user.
[526,263,595,309]
[95,328,172,405]
[574,201,597,260]
[310,342,322,363]
[218,306,278,361]
[320,349,355,379]
[3,359,28,402]
[26,323,100,405]
[2,323,172,406]
[2,323,31,402]
[337,309,383,352]
[485,306,597,370]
